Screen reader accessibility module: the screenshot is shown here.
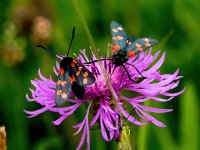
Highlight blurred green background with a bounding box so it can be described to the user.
[0,0,199,150]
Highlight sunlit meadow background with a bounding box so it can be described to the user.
[0,0,199,150]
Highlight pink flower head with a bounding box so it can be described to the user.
[25,48,184,150]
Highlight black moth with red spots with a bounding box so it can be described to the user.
[37,27,95,106]
[110,21,158,67]
[110,21,157,81]
[85,21,158,82]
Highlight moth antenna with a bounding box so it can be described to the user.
[36,45,64,58]
[124,107,137,124]
[125,62,146,78]
[118,107,137,131]
[84,58,112,64]
[122,65,135,83]
[67,26,75,56]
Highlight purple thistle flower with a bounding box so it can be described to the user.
[25,48,184,150]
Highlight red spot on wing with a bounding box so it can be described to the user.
[57,80,62,85]
[76,71,81,76]
[83,72,88,77]
[69,75,76,84]
[71,62,75,67]
[59,68,65,75]
[112,44,120,52]
[128,51,135,58]
[73,60,77,64]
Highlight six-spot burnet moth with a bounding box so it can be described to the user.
[85,21,158,82]
[37,27,95,106]
[36,21,157,105]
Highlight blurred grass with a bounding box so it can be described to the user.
[0,0,199,150]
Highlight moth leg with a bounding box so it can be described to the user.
[125,62,146,79]
[122,65,135,83]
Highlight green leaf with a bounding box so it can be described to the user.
[137,124,149,150]
[180,82,199,150]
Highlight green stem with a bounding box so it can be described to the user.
[72,0,97,52]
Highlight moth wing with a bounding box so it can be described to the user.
[125,36,135,46]
[125,38,158,58]
[71,82,86,99]
[55,70,71,106]
[69,63,95,86]
[110,21,127,52]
